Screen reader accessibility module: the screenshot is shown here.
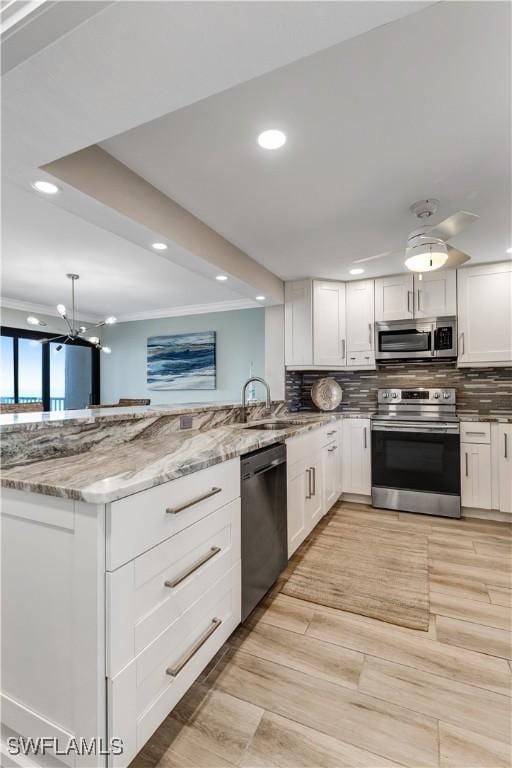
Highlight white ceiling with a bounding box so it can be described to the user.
[102,1,511,281]
[1,181,247,318]
[1,0,435,313]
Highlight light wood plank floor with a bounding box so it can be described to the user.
[131,502,512,768]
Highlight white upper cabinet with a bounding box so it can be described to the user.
[313,281,346,366]
[414,270,456,318]
[375,271,456,322]
[284,280,313,366]
[346,279,375,359]
[374,274,414,321]
[457,262,512,366]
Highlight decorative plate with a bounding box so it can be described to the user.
[311,378,342,411]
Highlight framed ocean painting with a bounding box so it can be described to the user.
[147,331,216,390]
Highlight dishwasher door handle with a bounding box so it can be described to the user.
[253,458,285,476]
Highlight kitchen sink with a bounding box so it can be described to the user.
[242,421,293,430]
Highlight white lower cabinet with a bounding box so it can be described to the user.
[461,421,511,515]
[341,418,371,495]
[497,423,512,514]
[286,423,342,557]
[461,442,492,510]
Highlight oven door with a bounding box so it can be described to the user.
[371,423,460,495]
[376,322,433,359]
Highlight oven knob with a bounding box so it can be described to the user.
[443,391,451,399]
[433,392,440,399]
[382,392,389,399]
[391,392,398,399]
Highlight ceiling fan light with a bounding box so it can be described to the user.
[405,243,448,273]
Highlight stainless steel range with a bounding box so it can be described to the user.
[371,387,461,518]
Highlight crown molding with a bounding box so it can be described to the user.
[0,296,102,323]
[115,298,260,323]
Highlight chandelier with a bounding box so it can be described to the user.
[27,274,116,353]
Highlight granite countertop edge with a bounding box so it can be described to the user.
[1,414,348,505]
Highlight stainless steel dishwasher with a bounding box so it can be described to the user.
[241,442,287,622]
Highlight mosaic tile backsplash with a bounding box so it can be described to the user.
[286,362,512,415]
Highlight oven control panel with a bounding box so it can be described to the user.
[377,388,456,404]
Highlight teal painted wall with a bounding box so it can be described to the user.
[100,308,265,404]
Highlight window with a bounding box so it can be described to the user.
[1,336,14,403]
[1,328,99,411]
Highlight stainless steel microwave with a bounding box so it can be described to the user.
[375,317,457,360]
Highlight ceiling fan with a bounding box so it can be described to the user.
[354,199,479,272]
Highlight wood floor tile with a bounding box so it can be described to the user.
[431,518,511,538]
[359,656,511,743]
[439,722,512,768]
[253,593,314,634]
[488,586,512,606]
[241,711,402,768]
[430,548,511,574]
[398,512,434,528]
[211,650,439,767]
[430,591,511,630]
[430,559,511,588]
[429,572,490,603]
[235,621,364,689]
[137,685,263,768]
[436,615,512,660]
[306,609,512,695]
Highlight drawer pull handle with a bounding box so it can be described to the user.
[328,446,337,452]
[165,546,221,589]
[465,431,487,436]
[327,430,337,436]
[166,487,221,514]
[166,617,222,677]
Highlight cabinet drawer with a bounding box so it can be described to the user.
[461,422,491,444]
[108,563,241,767]
[107,458,240,569]
[319,424,339,448]
[347,351,376,368]
[107,498,240,677]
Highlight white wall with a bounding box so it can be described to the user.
[100,308,266,405]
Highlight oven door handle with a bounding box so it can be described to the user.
[371,423,459,434]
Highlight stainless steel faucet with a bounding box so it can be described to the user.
[241,377,271,422]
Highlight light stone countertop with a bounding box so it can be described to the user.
[457,412,512,423]
[1,414,346,504]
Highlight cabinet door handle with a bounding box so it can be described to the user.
[327,430,337,436]
[166,618,222,677]
[364,427,367,450]
[311,466,316,496]
[368,323,372,347]
[306,468,312,499]
[460,332,465,356]
[407,291,413,314]
[417,289,422,312]
[341,339,346,359]
[166,487,221,514]
[165,546,221,589]
[505,433,508,459]
[465,452,469,477]
[328,446,337,452]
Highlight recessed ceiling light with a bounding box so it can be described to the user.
[215,275,228,281]
[31,180,60,195]
[349,268,364,275]
[255,295,266,301]
[257,130,286,150]
[506,247,512,254]
[151,242,168,251]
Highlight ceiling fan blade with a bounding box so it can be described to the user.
[353,249,401,264]
[445,245,471,268]
[427,211,479,242]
